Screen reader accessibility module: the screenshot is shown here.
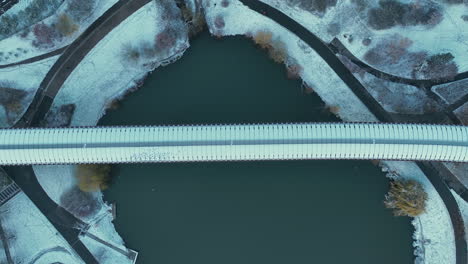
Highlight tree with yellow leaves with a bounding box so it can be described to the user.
[75,164,111,192]
[253,30,273,49]
[56,14,78,36]
[384,179,427,217]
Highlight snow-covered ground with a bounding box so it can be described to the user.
[80,233,137,264]
[338,54,440,114]
[259,0,468,77]
[202,0,376,122]
[202,1,460,263]
[0,192,84,264]
[34,1,189,263]
[0,0,118,65]
[0,55,58,127]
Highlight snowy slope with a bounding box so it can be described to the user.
[0,192,84,264]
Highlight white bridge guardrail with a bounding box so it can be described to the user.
[0,123,467,165]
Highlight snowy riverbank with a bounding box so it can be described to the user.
[202,0,458,263]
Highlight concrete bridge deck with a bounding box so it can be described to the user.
[0,123,467,165]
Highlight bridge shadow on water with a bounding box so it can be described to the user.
[99,31,413,264]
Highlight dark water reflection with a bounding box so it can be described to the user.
[100,32,413,264]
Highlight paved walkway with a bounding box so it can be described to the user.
[0,47,67,69]
[237,1,467,263]
[329,38,468,88]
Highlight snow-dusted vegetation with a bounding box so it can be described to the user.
[260,0,468,78]
[0,0,118,65]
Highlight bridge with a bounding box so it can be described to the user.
[0,123,467,165]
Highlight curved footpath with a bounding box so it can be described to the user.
[329,39,468,119]
[237,0,467,263]
[5,0,153,263]
[0,46,67,69]
[329,38,468,88]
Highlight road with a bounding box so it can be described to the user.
[236,1,467,263]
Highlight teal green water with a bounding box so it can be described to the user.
[100,32,413,264]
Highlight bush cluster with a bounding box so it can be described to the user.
[66,0,96,23]
[0,0,63,39]
[252,30,287,63]
[285,0,337,14]
[368,0,443,30]
[416,52,459,79]
[60,187,102,218]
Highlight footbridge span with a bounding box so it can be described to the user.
[0,123,467,165]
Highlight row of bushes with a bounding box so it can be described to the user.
[122,0,187,64]
[368,0,443,30]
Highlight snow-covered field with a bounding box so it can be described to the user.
[33,1,189,263]
[0,192,84,264]
[0,55,58,127]
[202,1,460,263]
[203,0,376,122]
[0,0,118,65]
[260,0,468,77]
